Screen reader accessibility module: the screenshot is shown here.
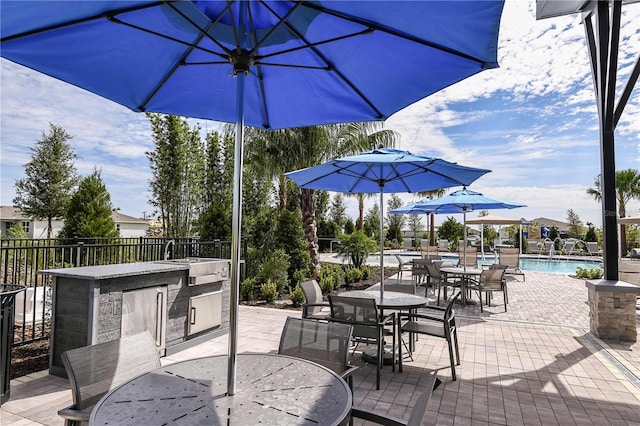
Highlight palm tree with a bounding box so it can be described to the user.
[246,122,398,274]
[587,169,640,256]
[351,193,375,231]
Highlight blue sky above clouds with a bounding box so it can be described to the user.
[1,1,639,228]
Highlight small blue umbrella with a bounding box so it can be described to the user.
[285,148,490,295]
[412,188,525,268]
[1,1,505,395]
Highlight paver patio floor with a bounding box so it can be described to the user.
[2,270,639,425]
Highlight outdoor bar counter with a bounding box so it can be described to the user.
[39,260,231,377]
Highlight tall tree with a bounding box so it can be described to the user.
[565,208,585,239]
[406,214,424,249]
[13,123,79,239]
[385,194,405,246]
[364,203,381,241]
[587,169,640,255]
[147,114,205,237]
[245,122,398,274]
[329,193,347,229]
[59,168,119,239]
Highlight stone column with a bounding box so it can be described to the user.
[586,279,640,342]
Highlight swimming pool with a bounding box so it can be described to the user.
[332,253,603,275]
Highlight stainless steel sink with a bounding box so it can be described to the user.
[155,258,229,283]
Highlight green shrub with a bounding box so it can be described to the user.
[240,277,256,301]
[288,284,305,308]
[260,279,278,303]
[337,231,377,268]
[360,265,371,280]
[343,266,363,286]
[318,264,341,295]
[576,267,603,279]
[259,249,290,293]
[293,269,310,286]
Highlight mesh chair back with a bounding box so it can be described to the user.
[278,317,353,375]
[300,280,324,315]
[328,295,380,340]
[480,268,505,291]
[457,246,478,267]
[498,248,520,269]
[61,331,161,411]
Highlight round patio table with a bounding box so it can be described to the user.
[90,353,352,426]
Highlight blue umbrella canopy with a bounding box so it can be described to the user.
[1,1,504,129]
[286,148,490,296]
[1,1,505,395]
[413,188,525,266]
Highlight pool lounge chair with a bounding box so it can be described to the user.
[586,242,602,256]
[498,247,525,281]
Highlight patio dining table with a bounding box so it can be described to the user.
[89,353,352,426]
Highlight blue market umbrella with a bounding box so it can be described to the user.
[285,148,490,295]
[413,188,525,268]
[1,1,504,394]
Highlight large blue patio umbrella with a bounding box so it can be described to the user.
[285,148,490,296]
[412,188,525,269]
[1,1,504,394]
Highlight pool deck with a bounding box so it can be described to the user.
[2,261,639,425]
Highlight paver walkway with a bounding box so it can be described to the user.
[2,270,639,425]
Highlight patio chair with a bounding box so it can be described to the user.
[457,246,478,268]
[328,294,396,390]
[467,265,507,312]
[58,331,161,425]
[300,279,331,320]
[498,247,525,281]
[425,261,456,305]
[350,371,442,425]
[397,291,461,380]
[395,255,413,284]
[411,259,431,292]
[278,317,358,390]
[587,242,603,256]
[437,239,450,252]
[420,241,439,259]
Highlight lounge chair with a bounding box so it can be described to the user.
[498,247,525,281]
[437,239,450,252]
[586,242,602,256]
[420,240,439,259]
[563,240,577,255]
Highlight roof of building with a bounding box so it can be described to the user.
[531,217,570,229]
[0,205,147,224]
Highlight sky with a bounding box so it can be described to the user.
[1,1,639,231]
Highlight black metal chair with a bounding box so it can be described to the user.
[278,317,358,390]
[397,291,461,381]
[351,371,442,425]
[328,294,395,390]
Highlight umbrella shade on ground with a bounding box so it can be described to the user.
[285,147,490,296]
[466,214,524,256]
[413,189,525,267]
[1,1,505,395]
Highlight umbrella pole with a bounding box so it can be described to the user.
[379,188,384,299]
[463,209,467,273]
[227,71,246,396]
[480,226,484,260]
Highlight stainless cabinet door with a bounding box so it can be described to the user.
[121,286,167,351]
[188,291,222,335]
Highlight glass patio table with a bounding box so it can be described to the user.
[90,353,352,426]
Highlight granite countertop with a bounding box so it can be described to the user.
[38,261,189,280]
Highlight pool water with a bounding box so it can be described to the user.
[332,253,603,275]
[442,256,602,274]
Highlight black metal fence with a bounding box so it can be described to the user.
[0,237,243,346]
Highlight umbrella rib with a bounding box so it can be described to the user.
[249,0,304,55]
[0,1,165,43]
[246,5,271,129]
[300,1,494,67]
[256,29,373,61]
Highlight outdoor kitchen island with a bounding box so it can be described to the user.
[39,259,231,377]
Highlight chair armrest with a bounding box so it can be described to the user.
[302,302,330,316]
[398,311,446,323]
[341,365,359,380]
[58,406,91,422]
[350,408,407,426]
[380,312,396,326]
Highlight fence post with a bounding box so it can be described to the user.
[75,242,84,267]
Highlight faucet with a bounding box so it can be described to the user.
[164,240,175,260]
